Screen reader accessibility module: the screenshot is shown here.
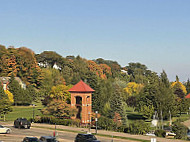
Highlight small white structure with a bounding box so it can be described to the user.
[53,63,61,70]
[151,119,158,127]
[151,138,156,142]
[121,70,128,75]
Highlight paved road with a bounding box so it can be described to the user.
[1,122,187,142]
[0,125,133,142]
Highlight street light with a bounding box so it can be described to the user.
[95,111,98,134]
[32,104,35,122]
[86,96,90,133]
[88,111,91,133]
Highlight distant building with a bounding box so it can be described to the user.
[38,62,48,68]
[38,62,61,70]
[185,93,190,99]
[0,77,26,90]
[53,63,61,70]
[121,69,128,75]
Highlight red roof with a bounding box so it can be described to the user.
[185,93,190,99]
[68,80,95,93]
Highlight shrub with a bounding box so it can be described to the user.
[172,121,188,139]
[33,116,80,127]
[125,120,150,135]
[155,129,166,137]
[98,116,116,131]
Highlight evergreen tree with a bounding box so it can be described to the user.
[109,84,124,118]
[185,79,190,94]
[0,85,12,121]
[160,70,170,88]
[9,79,32,105]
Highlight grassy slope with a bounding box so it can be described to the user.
[3,102,44,121]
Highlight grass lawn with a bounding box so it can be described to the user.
[126,106,145,122]
[1,101,44,121]
[172,113,190,123]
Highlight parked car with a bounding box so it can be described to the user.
[187,131,190,140]
[0,125,11,134]
[14,118,31,129]
[145,132,156,136]
[39,136,58,142]
[75,133,100,142]
[22,136,39,142]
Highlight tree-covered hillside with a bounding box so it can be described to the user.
[1,45,190,135]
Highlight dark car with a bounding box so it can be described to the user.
[22,137,39,142]
[75,134,100,142]
[39,136,58,142]
[14,118,31,129]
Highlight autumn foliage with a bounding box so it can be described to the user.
[0,46,43,87]
[87,60,112,79]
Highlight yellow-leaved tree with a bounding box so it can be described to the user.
[4,90,14,103]
[171,76,187,95]
[124,82,144,96]
[49,84,71,103]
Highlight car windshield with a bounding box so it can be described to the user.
[21,118,27,120]
[0,125,4,128]
[46,138,56,142]
[29,138,38,142]
[85,135,97,140]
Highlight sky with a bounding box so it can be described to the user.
[0,0,190,81]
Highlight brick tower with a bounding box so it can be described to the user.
[68,80,95,124]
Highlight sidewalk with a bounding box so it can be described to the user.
[31,123,187,142]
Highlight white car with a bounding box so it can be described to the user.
[0,125,11,134]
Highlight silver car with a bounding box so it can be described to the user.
[0,125,11,134]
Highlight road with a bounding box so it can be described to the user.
[0,125,135,142]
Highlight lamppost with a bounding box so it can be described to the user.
[88,111,91,133]
[95,111,98,134]
[86,96,90,133]
[32,104,35,122]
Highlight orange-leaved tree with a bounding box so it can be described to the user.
[42,99,77,118]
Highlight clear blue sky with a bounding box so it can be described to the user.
[0,0,190,81]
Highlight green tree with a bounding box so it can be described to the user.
[0,85,12,121]
[160,70,170,88]
[35,51,63,68]
[49,84,71,103]
[172,121,188,139]
[185,79,190,94]
[109,84,124,118]
[42,99,77,118]
[9,78,32,105]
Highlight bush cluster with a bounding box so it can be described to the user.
[33,116,81,127]
[154,129,166,137]
[98,117,151,135]
[172,121,188,139]
[124,120,150,135]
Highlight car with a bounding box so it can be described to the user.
[14,118,31,129]
[0,125,11,134]
[75,133,100,142]
[187,131,190,140]
[39,136,58,142]
[145,132,156,136]
[22,136,39,142]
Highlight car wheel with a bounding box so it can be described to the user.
[6,129,10,134]
[27,126,30,129]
